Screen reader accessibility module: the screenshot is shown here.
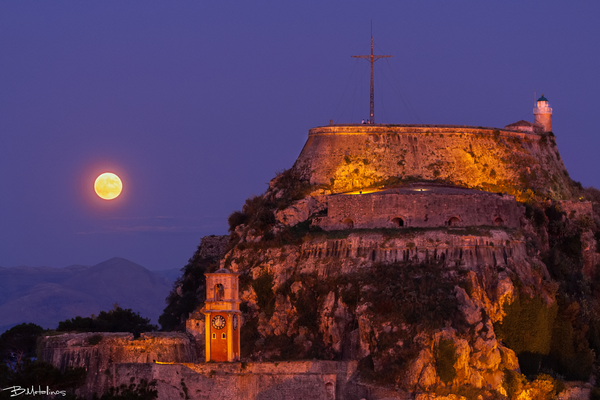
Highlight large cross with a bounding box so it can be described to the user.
[352,37,392,124]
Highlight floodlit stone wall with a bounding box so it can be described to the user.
[317,186,523,230]
[40,332,197,397]
[109,361,363,400]
[293,125,574,200]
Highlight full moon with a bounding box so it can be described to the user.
[94,173,123,200]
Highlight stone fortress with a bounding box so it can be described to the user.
[41,93,596,400]
[316,185,523,231]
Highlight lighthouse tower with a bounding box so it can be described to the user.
[533,94,553,133]
[201,268,241,362]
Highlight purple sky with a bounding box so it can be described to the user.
[2,2,600,271]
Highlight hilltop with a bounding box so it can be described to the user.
[166,122,600,398]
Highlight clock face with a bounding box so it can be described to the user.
[233,315,238,330]
[212,315,226,330]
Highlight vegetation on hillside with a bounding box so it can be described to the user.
[158,245,218,331]
[227,168,315,235]
[494,199,600,382]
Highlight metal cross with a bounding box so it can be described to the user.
[352,37,392,124]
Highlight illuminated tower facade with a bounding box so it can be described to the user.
[201,268,241,362]
[533,94,553,133]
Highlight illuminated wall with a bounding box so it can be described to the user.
[317,185,523,230]
[293,125,574,201]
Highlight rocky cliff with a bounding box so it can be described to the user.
[213,121,600,398]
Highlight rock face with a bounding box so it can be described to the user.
[222,225,539,396]
[40,332,196,397]
[293,125,573,201]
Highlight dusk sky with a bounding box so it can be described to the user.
[2,2,599,271]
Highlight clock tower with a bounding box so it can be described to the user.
[201,268,242,362]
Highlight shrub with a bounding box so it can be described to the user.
[503,369,527,398]
[227,211,247,232]
[494,294,557,358]
[435,339,457,384]
[545,300,594,380]
[251,271,276,318]
[58,305,157,338]
[0,323,45,363]
[87,334,103,346]
[159,247,216,331]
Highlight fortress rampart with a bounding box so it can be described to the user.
[317,185,523,230]
[293,125,574,200]
[41,331,364,400]
[40,332,197,397]
[108,361,364,400]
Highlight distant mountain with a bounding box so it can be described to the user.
[0,257,172,333]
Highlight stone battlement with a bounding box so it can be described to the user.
[309,124,541,140]
[317,185,523,230]
[109,361,363,400]
[294,124,572,200]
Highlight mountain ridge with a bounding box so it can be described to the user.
[0,257,175,333]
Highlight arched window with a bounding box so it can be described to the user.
[342,218,354,229]
[494,217,504,226]
[215,284,225,300]
[325,382,335,400]
[448,217,460,226]
[391,217,404,227]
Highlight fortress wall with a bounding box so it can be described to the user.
[320,191,523,230]
[106,361,364,400]
[293,125,573,200]
[40,332,197,397]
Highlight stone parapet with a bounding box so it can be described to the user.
[108,361,363,400]
[40,332,197,397]
[318,185,523,230]
[294,124,572,200]
[308,124,540,140]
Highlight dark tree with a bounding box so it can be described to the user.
[57,305,157,338]
[158,245,215,331]
[0,323,45,364]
